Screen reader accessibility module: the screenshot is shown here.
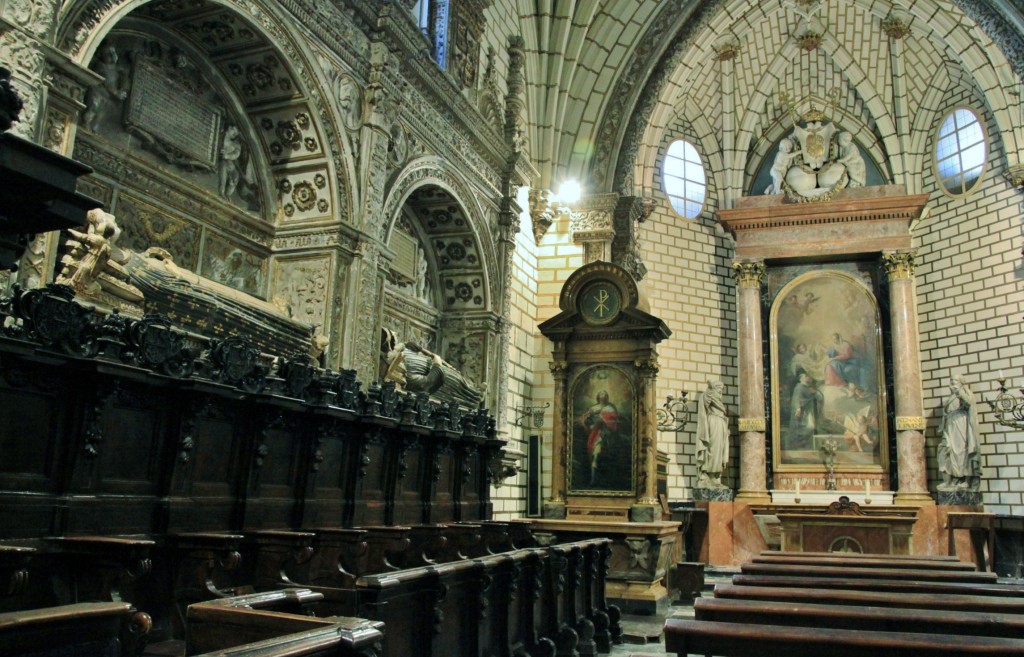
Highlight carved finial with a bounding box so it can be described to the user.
[881,13,912,40]
[1007,164,1024,189]
[0,67,23,132]
[529,188,555,244]
[714,41,740,62]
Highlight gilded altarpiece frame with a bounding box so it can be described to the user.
[768,265,890,475]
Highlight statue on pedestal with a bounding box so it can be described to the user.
[938,374,982,492]
[696,380,729,488]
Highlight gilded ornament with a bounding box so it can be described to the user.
[738,417,766,432]
[895,416,926,431]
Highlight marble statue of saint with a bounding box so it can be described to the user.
[766,137,797,195]
[82,44,129,132]
[219,125,244,199]
[938,374,982,491]
[696,380,729,488]
[837,132,866,187]
[415,246,429,302]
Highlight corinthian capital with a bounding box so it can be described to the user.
[731,260,766,288]
[882,250,916,280]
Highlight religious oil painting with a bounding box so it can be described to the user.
[568,365,635,495]
[770,270,888,471]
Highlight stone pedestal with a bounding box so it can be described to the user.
[515,518,680,615]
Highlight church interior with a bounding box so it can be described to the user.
[2,0,1024,655]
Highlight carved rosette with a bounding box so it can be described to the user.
[731,260,766,288]
[882,250,916,280]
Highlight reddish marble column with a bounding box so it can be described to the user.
[883,250,932,504]
[732,260,769,502]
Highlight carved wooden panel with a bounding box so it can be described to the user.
[167,398,244,533]
[426,440,457,524]
[242,411,306,530]
[390,437,425,526]
[300,419,354,529]
[350,430,388,527]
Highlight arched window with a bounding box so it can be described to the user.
[934,107,987,197]
[663,140,707,219]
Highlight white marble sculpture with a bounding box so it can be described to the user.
[696,380,729,488]
[764,108,868,201]
[938,374,982,491]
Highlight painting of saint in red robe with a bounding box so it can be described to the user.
[569,366,634,494]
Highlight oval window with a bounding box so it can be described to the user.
[934,107,987,197]
[663,140,707,219]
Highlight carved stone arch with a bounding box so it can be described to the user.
[378,158,501,401]
[55,0,348,228]
[729,36,900,198]
[381,158,497,313]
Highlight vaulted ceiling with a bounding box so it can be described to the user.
[514,0,1024,201]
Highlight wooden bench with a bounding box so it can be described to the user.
[713,584,1024,614]
[694,596,1024,637]
[751,554,977,571]
[0,602,151,657]
[731,573,1024,596]
[186,589,382,657]
[739,562,997,583]
[762,550,962,562]
[664,617,1024,657]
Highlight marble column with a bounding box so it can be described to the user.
[543,359,569,518]
[883,250,933,504]
[732,260,769,502]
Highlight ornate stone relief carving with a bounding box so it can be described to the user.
[277,169,331,221]
[271,253,333,332]
[477,47,503,135]
[256,107,322,161]
[2,0,57,37]
[116,193,201,271]
[222,51,294,104]
[200,237,266,297]
[441,275,484,309]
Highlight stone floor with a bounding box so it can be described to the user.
[605,566,737,657]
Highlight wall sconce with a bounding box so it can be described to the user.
[656,391,689,432]
[514,402,550,428]
[986,375,1024,430]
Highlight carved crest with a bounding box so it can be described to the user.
[14,284,96,356]
[127,313,193,377]
[209,335,265,392]
[793,121,836,170]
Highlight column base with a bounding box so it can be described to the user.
[629,503,661,523]
[894,491,935,506]
[542,500,567,519]
[733,490,771,504]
